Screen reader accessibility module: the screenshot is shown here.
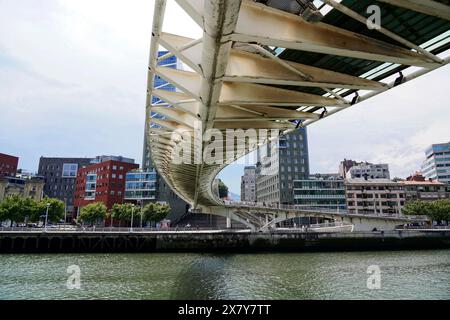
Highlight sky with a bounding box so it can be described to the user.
[1,0,449,195]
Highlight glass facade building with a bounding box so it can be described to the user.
[124,170,157,201]
[142,51,190,222]
[293,174,346,210]
[422,142,450,188]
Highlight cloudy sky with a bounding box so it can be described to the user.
[1,1,449,195]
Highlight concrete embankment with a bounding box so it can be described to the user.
[0,230,449,253]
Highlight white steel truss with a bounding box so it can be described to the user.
[145,0,450,213]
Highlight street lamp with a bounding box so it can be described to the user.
[130,204,135,232]
[44,203,50,232]
[139,200,144,229]
[64,198,67,226]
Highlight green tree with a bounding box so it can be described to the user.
[403,199,450,224]
[402,200,431,216]
[141,203,170,226]
[79,202,107,226]
[154,203,171,222]
[218,180,229,199]
[34,197,65,223]
[21,197,39,223]
[110,203,139,227]
[429,200,450,224]
[141,203,156,223]
[0,195,26,225]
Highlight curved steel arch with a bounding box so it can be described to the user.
[144,0,450,217]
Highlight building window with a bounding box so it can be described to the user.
[62,163,78,177]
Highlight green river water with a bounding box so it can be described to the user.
[0,250,449,299]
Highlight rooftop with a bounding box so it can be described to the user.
[346,178,399,185]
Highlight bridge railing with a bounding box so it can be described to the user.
[224,201,427,220]
[0,226,252,233]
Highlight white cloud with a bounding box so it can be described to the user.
[308,64,450,178]
[0,0,201,170]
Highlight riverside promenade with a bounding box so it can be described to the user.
[0,228,449,253]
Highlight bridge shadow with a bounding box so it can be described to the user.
[169,253,237,300]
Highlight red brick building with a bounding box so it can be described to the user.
[0,153,19,178]
[73,159,138,214]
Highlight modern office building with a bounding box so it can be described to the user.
[38,157,93,213]
[0,175,44,202]
[124,169,157,202]
[241,166,257,203]
[142,51,190,221]
[348,162,390,179]
[73,159,139,214]
[0,153,19,178]
[293,174,346,210]
[256,128,309,204]
[401,172,448,201]
[421,141,450,188]
[345,178,405,215]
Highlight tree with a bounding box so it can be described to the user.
[218,180,229,199]
[79,202,107,226]
[428,200,450,224]
[402,200,430,216]
[141,203,156,223]
[110,203,139,227]
[0,195,26,225]
[141,203,171,225]
[22,197,39,223]
[34,197,65,223]
[403,199,450,224]
[154,203,171,222]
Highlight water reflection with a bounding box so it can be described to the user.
[0,250,449,300]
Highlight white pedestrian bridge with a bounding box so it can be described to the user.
[144,0,450,231]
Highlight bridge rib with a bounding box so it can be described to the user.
[146,0,450,226]
[376,0,450,21]
[159,32,387,91]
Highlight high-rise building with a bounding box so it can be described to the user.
[142,51,189,222]
[256,128,309,205]
[38,157,93,214]
[73,158,139,214]
[240,166,257,203]
[293,174,346,210]
[0,153,19,178]
[421,141,450,188]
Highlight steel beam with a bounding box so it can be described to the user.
[377,0,450,21]
[219,82,346,106]
[231,1,438,67]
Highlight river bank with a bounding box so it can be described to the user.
[1,229,449,253]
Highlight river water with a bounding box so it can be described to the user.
[0,250,449,299]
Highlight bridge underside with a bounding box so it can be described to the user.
[145,0,450,220]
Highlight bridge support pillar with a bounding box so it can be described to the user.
[226,214,232,229]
